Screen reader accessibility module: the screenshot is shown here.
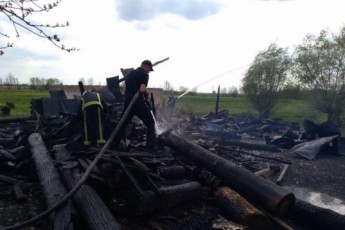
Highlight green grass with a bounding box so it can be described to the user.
[271,99,327,124]
[175,95,256,116]
[173,95,329,127]
[0,90,49,118]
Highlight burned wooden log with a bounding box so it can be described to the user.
[254,167,273,177]
[0,175,25,200]
[223,148,292,165]
[129,181,202,216]
[0,149,17,161]
[9,145,27,157]
[0,117,30,124]
[214,186,271,230]
[159,131,295,216]
[0,137,16,148]
[158,165,186,179]
[276,164,289,185]
[28,133,73,230]
[220,140,278,152]
[54,144,121,230]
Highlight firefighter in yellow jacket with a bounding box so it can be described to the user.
[79,90,106,146]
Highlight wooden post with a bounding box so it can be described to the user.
[215,85,220,117]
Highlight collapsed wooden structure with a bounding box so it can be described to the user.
[1,84,345,229]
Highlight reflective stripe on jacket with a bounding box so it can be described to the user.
[81,91,103,110]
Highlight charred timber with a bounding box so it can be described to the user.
[0,117,30,124]
[0,145,27,162]
[159,131,295,216]
[54,144,121,230]
[0,175,25,200]
[0,137,16,148]
[158,165,186,179]
[28,133,73,230]
[219,140,278,152]
[0,149,17,161]
[214,186,272,230]
[129,181,202,215]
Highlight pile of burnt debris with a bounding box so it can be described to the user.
[1,83,345,230]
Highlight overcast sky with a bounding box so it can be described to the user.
[1,0,345,93]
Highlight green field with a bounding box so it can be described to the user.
[0,90,49,118]
[175,95,327,125]
[0,89,328,127]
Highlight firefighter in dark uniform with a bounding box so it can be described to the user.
[113,60,156,150]
[79,90,106,146]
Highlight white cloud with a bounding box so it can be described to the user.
[116,0,223,21]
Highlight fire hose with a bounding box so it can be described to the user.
[0,91,141,230]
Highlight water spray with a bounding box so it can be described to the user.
[177,65,248,99]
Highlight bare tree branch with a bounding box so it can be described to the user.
[0,0,78,56]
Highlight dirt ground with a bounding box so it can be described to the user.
[281,150,345,214]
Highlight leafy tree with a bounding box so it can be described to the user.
[242,43,291,118]
[0,0,77,55]
[45,77,62,89]
[280,82,302,99]
[29,77,61,89]
[228,86,239,97]
[292,27,345,125]
[29,77,45,89]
